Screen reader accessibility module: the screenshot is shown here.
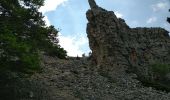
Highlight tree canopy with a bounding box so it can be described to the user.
[0,0,67,73]
[167,9,170,24]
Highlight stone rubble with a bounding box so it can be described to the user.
[1,0,170,100]
[29,55,170,100]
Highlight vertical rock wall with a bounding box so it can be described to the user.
[86,1,170,77]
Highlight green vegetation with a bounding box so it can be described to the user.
[139,77,170,92]
[0,0,67,73]
[139,63,170,92]
[151,63,170,77]
[167,9,170,24]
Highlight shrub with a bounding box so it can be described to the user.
[139,63,170,92]
[45,45,67,59]
[151,63,170,76]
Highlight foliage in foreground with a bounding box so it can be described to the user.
[0,0,67,73]
[139,63,170,92]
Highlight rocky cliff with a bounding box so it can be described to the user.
[86,0,170,79]
[1,1,170,100]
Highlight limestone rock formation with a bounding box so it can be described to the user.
[88,0,98,9]
[86,0,170,79]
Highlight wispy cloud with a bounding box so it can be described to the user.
[39,0,68,14]
[147,17,157,24]
[58,33,88,57]
[151,2,168,12]
[115,11,123,18]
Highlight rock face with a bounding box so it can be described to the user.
[86,0,170,78]
[88,0,98,9]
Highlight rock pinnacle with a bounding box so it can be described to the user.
[88,0,98,9]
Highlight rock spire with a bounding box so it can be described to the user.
[88,0,98,9]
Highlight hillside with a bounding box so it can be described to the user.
[1,55,170,100]
[0,0,170,100]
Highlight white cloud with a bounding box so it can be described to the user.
[43,16,51,26]
[39,0,68,14]
[147,17,157,24]
[151,2,168,12]
[58,33,88,57]
[115,11,123,18]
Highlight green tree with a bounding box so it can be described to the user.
[167,9,170,24]
[0,0,67,72]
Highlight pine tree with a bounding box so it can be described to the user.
[167,9,170,24]
[0,0,67,72]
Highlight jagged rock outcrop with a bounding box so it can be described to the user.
[2,1,170,99]
[88,0,98,9]
[86,0,170,79]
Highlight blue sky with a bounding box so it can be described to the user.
[39,0,170,57]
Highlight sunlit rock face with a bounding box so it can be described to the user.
[86,0,170,77]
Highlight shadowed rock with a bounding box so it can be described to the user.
[88,0,98,9]
[86,1,170,78]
